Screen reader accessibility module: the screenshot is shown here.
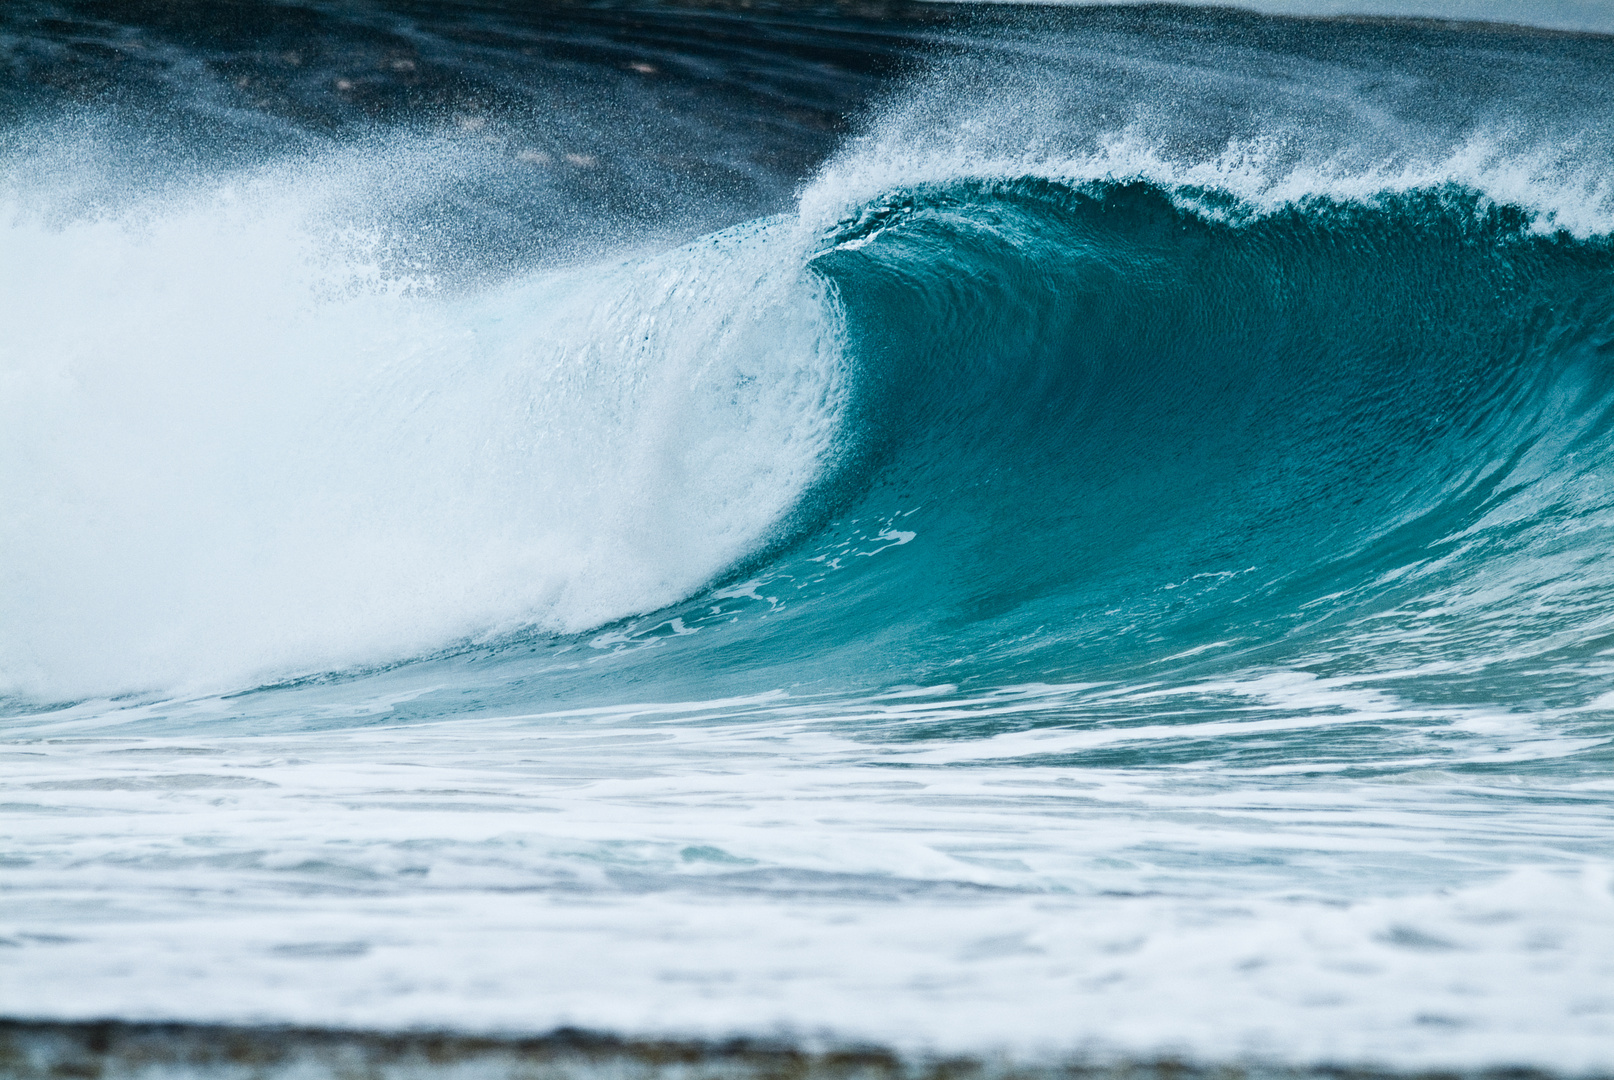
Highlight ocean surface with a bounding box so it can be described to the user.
[4,0,1614,1072]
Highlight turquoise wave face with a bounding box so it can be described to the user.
[807,180,1614,681]
[389,179,1614,737]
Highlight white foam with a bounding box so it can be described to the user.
[3,695,1611,1069]
[0,143,846,701]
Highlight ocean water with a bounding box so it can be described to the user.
[3,0,1614,1072]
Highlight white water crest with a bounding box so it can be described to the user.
[0,141,846,701]
[800,43,1614,240]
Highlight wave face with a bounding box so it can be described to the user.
[631,179,1614,702]
[4,2,1614,1072]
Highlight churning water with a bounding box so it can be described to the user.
[3,1,1613,1072]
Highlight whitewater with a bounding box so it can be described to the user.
[3,1,1613,1075]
